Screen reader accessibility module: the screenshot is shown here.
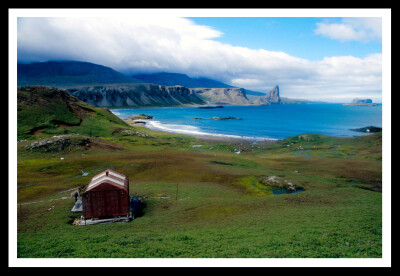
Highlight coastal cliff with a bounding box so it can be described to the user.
[66,83,205,107]
[190,85,282,106]
[190,87,251,105]
[18,60,286,107]
[66,84,283,107]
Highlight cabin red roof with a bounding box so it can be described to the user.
[84,169,129,193]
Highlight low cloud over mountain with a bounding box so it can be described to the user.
[17,17,382,102]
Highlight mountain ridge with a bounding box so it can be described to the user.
[131,72,266,96]
[17,60,305,106]
[131,72,234,89]
[18,61,142,87]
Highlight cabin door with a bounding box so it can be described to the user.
[105,190,120,216]
[90,191,106,218]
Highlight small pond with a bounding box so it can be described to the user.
[273,189,304,195]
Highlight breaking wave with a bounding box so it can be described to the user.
[145,120,277,141]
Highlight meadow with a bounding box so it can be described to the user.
[16,125,382,258]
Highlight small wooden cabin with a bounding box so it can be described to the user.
[82,169,130,219]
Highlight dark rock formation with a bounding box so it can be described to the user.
[211,116,243,120]
[198,105,224,109]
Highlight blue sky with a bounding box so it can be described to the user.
[14,10,386,102]
[188,17,382,61]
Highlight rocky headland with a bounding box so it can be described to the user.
[128,114,154,120]
[65,83,284,108]
[190,87,251,105]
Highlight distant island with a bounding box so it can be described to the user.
[350,126,382,133]
[198,105,224,109]
[343,98,378,106]
[211,116,243,120]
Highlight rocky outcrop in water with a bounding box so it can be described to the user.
[128,114,153,120]
[66,83,205,107]
[254,85,281,105]
[198,105,224,109]
[211,116,243,120]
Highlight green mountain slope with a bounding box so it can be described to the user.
[17,86,131,140]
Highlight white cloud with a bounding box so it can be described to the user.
[314,17,382,42]
[17,17,382,102]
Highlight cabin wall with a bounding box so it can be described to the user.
[83,189,130,219]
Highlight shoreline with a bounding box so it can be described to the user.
[123,119,279,144]
[122,118,380,145]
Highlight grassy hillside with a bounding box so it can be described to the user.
[15,87,382,258]
[17,86,131,140]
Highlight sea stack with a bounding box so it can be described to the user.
[254,85,281,105]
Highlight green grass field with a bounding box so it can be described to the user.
[16,129,382,258]
[15,86,383,259]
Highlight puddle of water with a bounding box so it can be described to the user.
[273,189,304,195]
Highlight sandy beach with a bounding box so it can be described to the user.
[123,118,278,145]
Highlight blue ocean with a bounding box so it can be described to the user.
[111,103,382,141]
